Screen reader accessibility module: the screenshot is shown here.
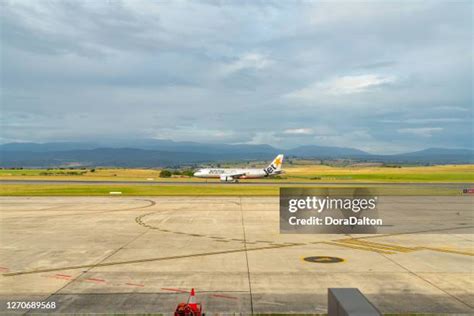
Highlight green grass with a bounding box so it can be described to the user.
[0,169,86,176]
[286,164,474,182]
[2,165,473,182]
[0,184,464,196]
[0,184,279,196]
[292,172,474,181]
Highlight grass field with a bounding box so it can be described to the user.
[286,164,474,182]
[0,184,278,196]
[0,184,465,196]
[0,164,472,196]
[1,164,473,182]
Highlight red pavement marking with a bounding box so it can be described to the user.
[0,267,9,271]
[211,294,239,300]
[44,274,110,286]
[161,288,189,293]
[55,274,72,278]
[126,282,145,287]
[44,274,144,288]
[42,275,69,280]
[85,278,106,283]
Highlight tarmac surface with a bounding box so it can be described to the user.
[0,196,473,314]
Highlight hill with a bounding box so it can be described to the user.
[0,140,472,167]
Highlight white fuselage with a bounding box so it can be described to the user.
[193,168,268,179]
[193,154,284,182]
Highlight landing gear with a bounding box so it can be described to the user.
[220,175,238,183]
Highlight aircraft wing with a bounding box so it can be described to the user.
[222,172,246,178]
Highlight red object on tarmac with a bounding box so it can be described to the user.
[174,288,204,316]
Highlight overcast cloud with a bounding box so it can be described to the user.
[1,0,472,153]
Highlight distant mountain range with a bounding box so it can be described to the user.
[0,140,472,167]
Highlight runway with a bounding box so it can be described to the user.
[1,179,472,188]
[0,196,472,314]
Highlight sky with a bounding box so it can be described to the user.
[1,0,472,154]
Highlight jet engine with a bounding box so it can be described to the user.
[220,175,235,182]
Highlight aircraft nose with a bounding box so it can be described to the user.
[193,170,201,177]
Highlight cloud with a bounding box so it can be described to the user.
[1,0,472,152]
[397,127,444,137]
[324,75,396,95]
[285,74,397,101]
[243,132,281,146]
[355,61,397,69]
[381,118,464,124]
[152,127,239,143]
[283,128,314,135]
[219,53,273,76]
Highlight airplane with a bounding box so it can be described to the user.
[193,154,284,182]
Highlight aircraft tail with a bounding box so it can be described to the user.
[264,154,284,175]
